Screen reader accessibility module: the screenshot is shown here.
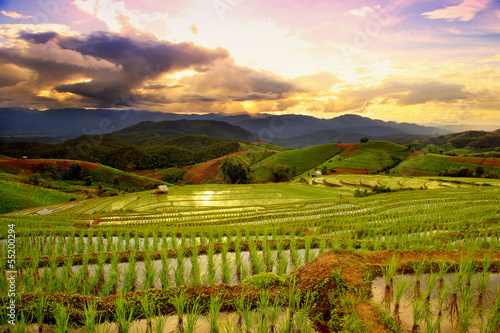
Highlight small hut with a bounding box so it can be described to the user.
[312,170,322,177]
[156,185,169,194]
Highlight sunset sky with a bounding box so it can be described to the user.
[0,0,499,128]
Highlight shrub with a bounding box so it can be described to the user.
[243,272,283,288]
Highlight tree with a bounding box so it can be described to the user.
[84,175,92,186]
[126,162,136,172]
[360,137,369,143]
[475,166,485,178]
[321,166,328,176]
[220,158,252,184]
[66,163,82,181]
[269,165,295,182]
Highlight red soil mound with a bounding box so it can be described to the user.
[445,156,484,165]
[483,157,500,168]
[408,150,425,158]
[184,151,253,184]
[336,143,359,157]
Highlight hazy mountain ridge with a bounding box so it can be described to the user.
[0,108,449,145]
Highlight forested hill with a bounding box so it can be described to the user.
[0,119,258,171]
[113,119,257,145]
[412,130,500,151]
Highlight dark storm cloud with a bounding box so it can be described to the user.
[51,31,230,103]
[6,31,230,105]
[20,31,59,44]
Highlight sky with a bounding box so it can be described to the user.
[0,0,499,128]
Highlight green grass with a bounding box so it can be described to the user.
[239,142,290,152]
[299,141,410,177]
[86,166,168,191]
[251,143,342,181]
[0,179,85,214]
[234,151,275,166]
[392,153,500,176]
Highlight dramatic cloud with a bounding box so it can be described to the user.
[324,79,472,113]
[6,31,228,104]
[422,0,495,21]
[179,59,297,98]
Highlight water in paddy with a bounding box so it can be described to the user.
[372,273,500,332]
[27,309,318,332]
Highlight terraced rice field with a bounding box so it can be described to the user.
[2,176,500,332]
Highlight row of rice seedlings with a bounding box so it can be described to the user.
[379,255,500,333]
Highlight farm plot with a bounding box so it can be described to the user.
[1,182,500,332]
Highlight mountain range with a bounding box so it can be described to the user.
[0,108,450,147]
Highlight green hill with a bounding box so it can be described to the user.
[392,153,500,177]
[412,129,500,154]
[250,143,343,181]
[298,141,411,177]
[0,179,86,214]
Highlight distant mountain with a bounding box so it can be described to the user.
[273,129,427,148]
[114,119,257,143]
[228,114,448,140]
[0,108,449,144]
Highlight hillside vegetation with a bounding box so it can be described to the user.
[0,178,85,214]
[250,143,343,181]
[413,129,500,154]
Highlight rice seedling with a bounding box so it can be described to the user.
[161,231,168,249]
[151,231,158,251]
[185,299,203,333]
[458,281,477,333]
[304,236,312,263]
[209,295,224,333]
[190,244,201,286]
[235,294,253,333]
[382,255,399,307]
[9,312,28,333]
[153,311,169,333]
[221,243,231,284]
[143,252,156,290]
[83,301,99,333]
[207,244,216,285]
[290,239,300,270]
[160,249,171,288]
[235,242,243,283]
[133,230,140,251]
[140,294,157,333]
[122,251,137,293]
[393,274,412,326]
[486,286,500,333]
[32,294,46,333]
[412,260,426,300]
[171,291,188,333]
[170,231,177,250]
[411,294,427,333]
[115,296,135,333]
[55,304,71,333]
[101,251,120,296]
[477,254,492,319]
